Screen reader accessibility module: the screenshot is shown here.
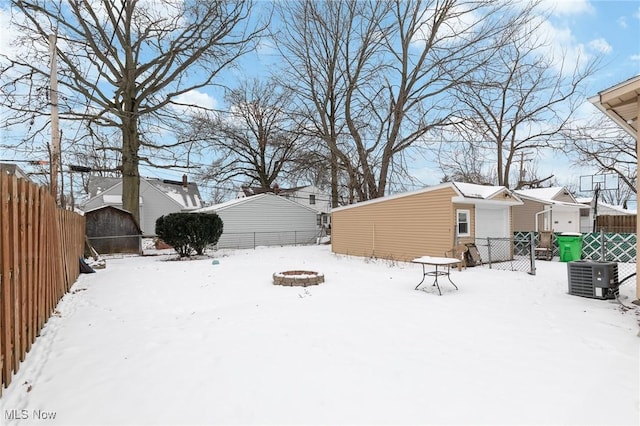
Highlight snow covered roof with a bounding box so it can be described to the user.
[515,187,586,212]
[197,196,253,212]
[576,197,636,215]
[333,181,521,212]
[86,176,202,210]
[515,187,567,202]
[452,182,506,199]
[149,178,202,209]
[196,192,321,214]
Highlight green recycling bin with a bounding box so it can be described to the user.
[556,232,583,262]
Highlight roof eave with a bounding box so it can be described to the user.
[588,75,640,138]
[451,196,523,206]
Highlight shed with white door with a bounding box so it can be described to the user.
[195,193,321,249]
[331,182,523,262]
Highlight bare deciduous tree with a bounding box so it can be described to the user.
[565,115,636,205]
[1,0,264,222]
[273,0,357,207]
[194,79,305,189]
[443,4,599,189]
[276,0,543,203]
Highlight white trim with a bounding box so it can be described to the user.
[451,196,523,206]
[456,209,471,237]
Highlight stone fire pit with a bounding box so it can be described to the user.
[273,270,325,287]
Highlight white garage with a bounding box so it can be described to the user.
[475,204,511,261]
[195,193,321,249]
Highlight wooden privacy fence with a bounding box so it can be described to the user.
[0,173,85,396]
[596,215,636,233]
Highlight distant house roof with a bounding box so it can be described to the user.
[333,181,522,212]
[575,197,636,215]
[0,163,32,181]
[452,182,508,199]
[514,187,586,212]
[514,187,576,203]
[238,184,312,198]
[87,175,202,209]
[197,192,321,214]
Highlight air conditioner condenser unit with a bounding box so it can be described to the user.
[567,261,619,300]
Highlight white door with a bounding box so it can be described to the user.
[475,206,510,261]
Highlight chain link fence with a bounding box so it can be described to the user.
[469,231,637,286]
[471,233,535,274]
[215,229,326,250]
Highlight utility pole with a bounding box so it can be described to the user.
[517,151,533,188]
[49,33,60,203]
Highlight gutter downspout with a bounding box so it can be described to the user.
[534,209,550,232]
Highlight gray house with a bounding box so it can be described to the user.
[196,193,321,249]
[81,175,203,236]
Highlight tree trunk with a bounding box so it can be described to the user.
[330,149,339,208]
[121,116,140,225]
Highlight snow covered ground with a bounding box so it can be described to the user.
[0,244,638,425]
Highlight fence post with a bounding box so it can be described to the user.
[487,237,492,268]
[600,229,606,261]
[529,232,536,275]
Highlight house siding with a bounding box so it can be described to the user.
[285,185,331,214]
[138,180,186,236]
[331,187,457,261]
[82,177,202,236]
[212,195,319,249]
[554,192,575,203]
[513,199,547,231]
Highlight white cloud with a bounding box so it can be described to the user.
[173,90,218,110]
[588,38,612,54]
[617,16,627,28]
[412,3,481,47]
[635,6,640,20]
[535,18,589,74]
[171,90,219,119]
[630,54,640,61]
[542,0,595,16]
[0,7,21,58]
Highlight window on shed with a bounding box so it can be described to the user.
[309,194,316,205]
[457,209,470,237]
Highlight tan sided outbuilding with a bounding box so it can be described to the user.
[331,182,523,262]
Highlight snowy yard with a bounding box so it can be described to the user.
[0,245,638,425]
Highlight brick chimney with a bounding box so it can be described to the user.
[182,174,188,188]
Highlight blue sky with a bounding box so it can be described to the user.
[405,0,640,195]
[550,0,640,93]
[174,0,640,194]
[0,0,639,200]
[535,0,639,196]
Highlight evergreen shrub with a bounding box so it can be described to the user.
[155,212,224,257]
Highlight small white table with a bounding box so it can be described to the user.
[411,256,461,295]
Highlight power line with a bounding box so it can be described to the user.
[68,2,127,145]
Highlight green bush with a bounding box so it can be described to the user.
[155,212,224,257]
